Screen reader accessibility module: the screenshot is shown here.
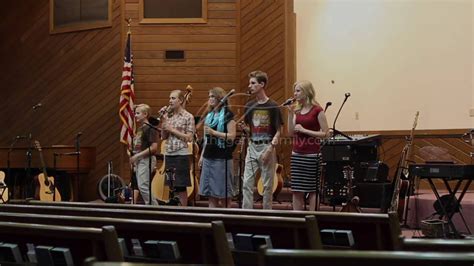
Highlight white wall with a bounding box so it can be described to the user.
[295,0,473,131]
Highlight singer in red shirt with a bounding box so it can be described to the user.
[287,80,329,211]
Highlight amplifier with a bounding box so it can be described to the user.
[353,182,392,211]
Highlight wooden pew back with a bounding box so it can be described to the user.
[259,249,474,266]
[0,211,231,264]
[8,201,402,250]
[0,221,122,265]
[0,204,311,250]
[400,238,474,252]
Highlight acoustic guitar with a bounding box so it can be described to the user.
[34,141,62,202]
[257,163,284,197]
[0,171,9,203]
[152,140,199,202]
[389,111,419,219]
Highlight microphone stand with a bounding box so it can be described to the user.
[192,134,197,207]
[331,94,352,140]
[7,137,22,201]
[129,132,135,205]
[237,131,246,208]
[75,133,81,202]
[144,122,159,205]
[53,153,58,201]
[25,133,34,199]
[223,104,229,208]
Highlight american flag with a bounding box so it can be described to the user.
[119,31,135,151]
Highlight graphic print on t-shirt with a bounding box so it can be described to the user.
[251,109,271,141]
[133,130,142,154]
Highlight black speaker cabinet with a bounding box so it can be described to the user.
[353,182,392,211]
[354,161,389,183]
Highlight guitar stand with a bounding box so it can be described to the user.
[158,168,180,206]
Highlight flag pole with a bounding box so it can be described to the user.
[126,18,131,34]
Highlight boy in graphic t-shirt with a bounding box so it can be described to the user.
[239,70,283,209]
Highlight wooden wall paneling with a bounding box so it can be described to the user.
[120,0,238,180]
[5,29,102,138]
[135,58,236,67]
[240,2,282,42]
[239,0,288,102]
[240,34,285,79]
[134,66,237,75]
[3,33,83,141]
[35,30,120,145]
[2,26,75,125]
[133,35,236,43]
[240,0,273,28]
[134,42,236,51]
[0,0,123,201]
[240,28,285,73]
[55,53,120,144]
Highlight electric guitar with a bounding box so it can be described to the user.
[34,141,62,201]
[0,171,9,203]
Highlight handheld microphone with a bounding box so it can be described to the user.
[220,89,236,104]
[32,103,42,110]
[282,98,295,106]
[15,135,27,139]
[345,92,351,98]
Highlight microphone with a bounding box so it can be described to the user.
[148,116,160,126]
[15,135,27,139]
[32,103,42,110]
[324,102,332,112]
[144,122,160,131]
[75,132,82,153]
[345,93,351,98]
[282,98,295,106]
[220,89,236,104]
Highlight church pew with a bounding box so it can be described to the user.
[13,200,401,250]
[400,238,474,252]
[0,204,316,250]
[0,221,122,265]
[258,249,474,266]
[0,212,232,265]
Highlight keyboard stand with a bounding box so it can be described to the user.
[425,176,472,238]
